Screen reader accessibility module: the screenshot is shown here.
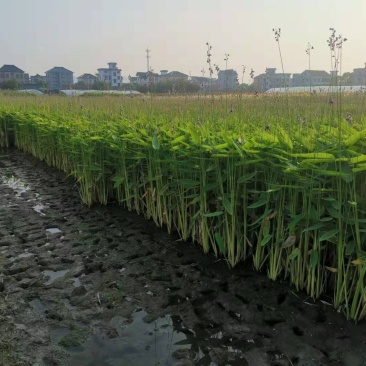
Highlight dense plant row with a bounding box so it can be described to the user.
[0,94,366,320]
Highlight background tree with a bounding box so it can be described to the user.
[93,80,111,90]
[341,72,353,85]
[1,79,21,90]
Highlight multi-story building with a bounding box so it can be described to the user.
[191,76,214,91]
[159,71,189,82]
[253,68,291,91]
[77,73,97,86]
[97,62,122,88]
[30,74,47,84]
[135,71,160,85]
[217,69,239,91]
[45,67,73,90]
[0,64,28,85]
[292,70,332,87]
[352,65,366,86]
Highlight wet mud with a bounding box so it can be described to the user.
[0,148,366,366]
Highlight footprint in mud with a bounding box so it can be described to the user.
[292,326,304,336]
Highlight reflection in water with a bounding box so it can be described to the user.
[65,309,249,366]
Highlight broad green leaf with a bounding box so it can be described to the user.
[326,207,341,219]
[291,152,335,159]
[223,197,233,215]
[346,241,356,256]
[248,198,268,209]
[204,211,224,218]
[214,233,226,254]
[302,222,326,232]
[345,128,366,147]
[179,179,200,187]
[231,139,244,158]
[112,177,124,189]
[152,134,160,150]
[319,229,339,242]
[319,216,333,222]
[288,248,300,260]
[171,135,187,144]
[237,172,256,183]
[260,234,272,247]
[310,249,319,269]
[339,162,353,183]
[349,155,366,164]
[288,213,305,228]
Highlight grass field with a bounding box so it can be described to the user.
[1,92,366,321]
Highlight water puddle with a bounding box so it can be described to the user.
[29,298,46,318]
[33,203,47,216]
[8,252,34,265]
[51,328,71,344]
[46,228,62,235]
[72,277,81,288]
[65,310,249,366]
[61,298,75,311]
[3,174,30,197]
[18,252,34,259]
[43,269,69,285]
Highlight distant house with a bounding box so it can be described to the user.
[0,64,27,85]
[253,68,291,92]
[77,73,97,86]
[97,62,122,87]
[46,67,73,90]
[217,69,239,91]
[191,76,214,91]
[292,70,332,87]
[159,71,189,82]
[30,74,47,84]
[352,65,366,86]
[135,71,159,85]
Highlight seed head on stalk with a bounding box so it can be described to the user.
[242,65,246,84]
[272,28,287,90]
[306,43,314,94]
[346,113,353,126]
[206,42,214,89]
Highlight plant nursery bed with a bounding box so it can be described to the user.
[1,150,366,366]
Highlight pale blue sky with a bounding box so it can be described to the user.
[0,0,364,82]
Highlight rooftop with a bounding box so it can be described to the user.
[161,71,188,77]
[78,73,97,79]
[303,70,330,77]
[0,64,24,73]
[46,66,73,74]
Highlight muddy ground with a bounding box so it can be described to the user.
[0,148,366,366]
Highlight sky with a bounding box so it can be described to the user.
[0,0,365,83]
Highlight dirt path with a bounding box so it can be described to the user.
[0,148,366,366]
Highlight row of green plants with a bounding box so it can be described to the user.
[0,94,366,321]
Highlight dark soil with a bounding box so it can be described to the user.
[0,148,366,366]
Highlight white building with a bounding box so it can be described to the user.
[97,62,122,87]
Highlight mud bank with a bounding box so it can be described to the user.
[0,148,366,366]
